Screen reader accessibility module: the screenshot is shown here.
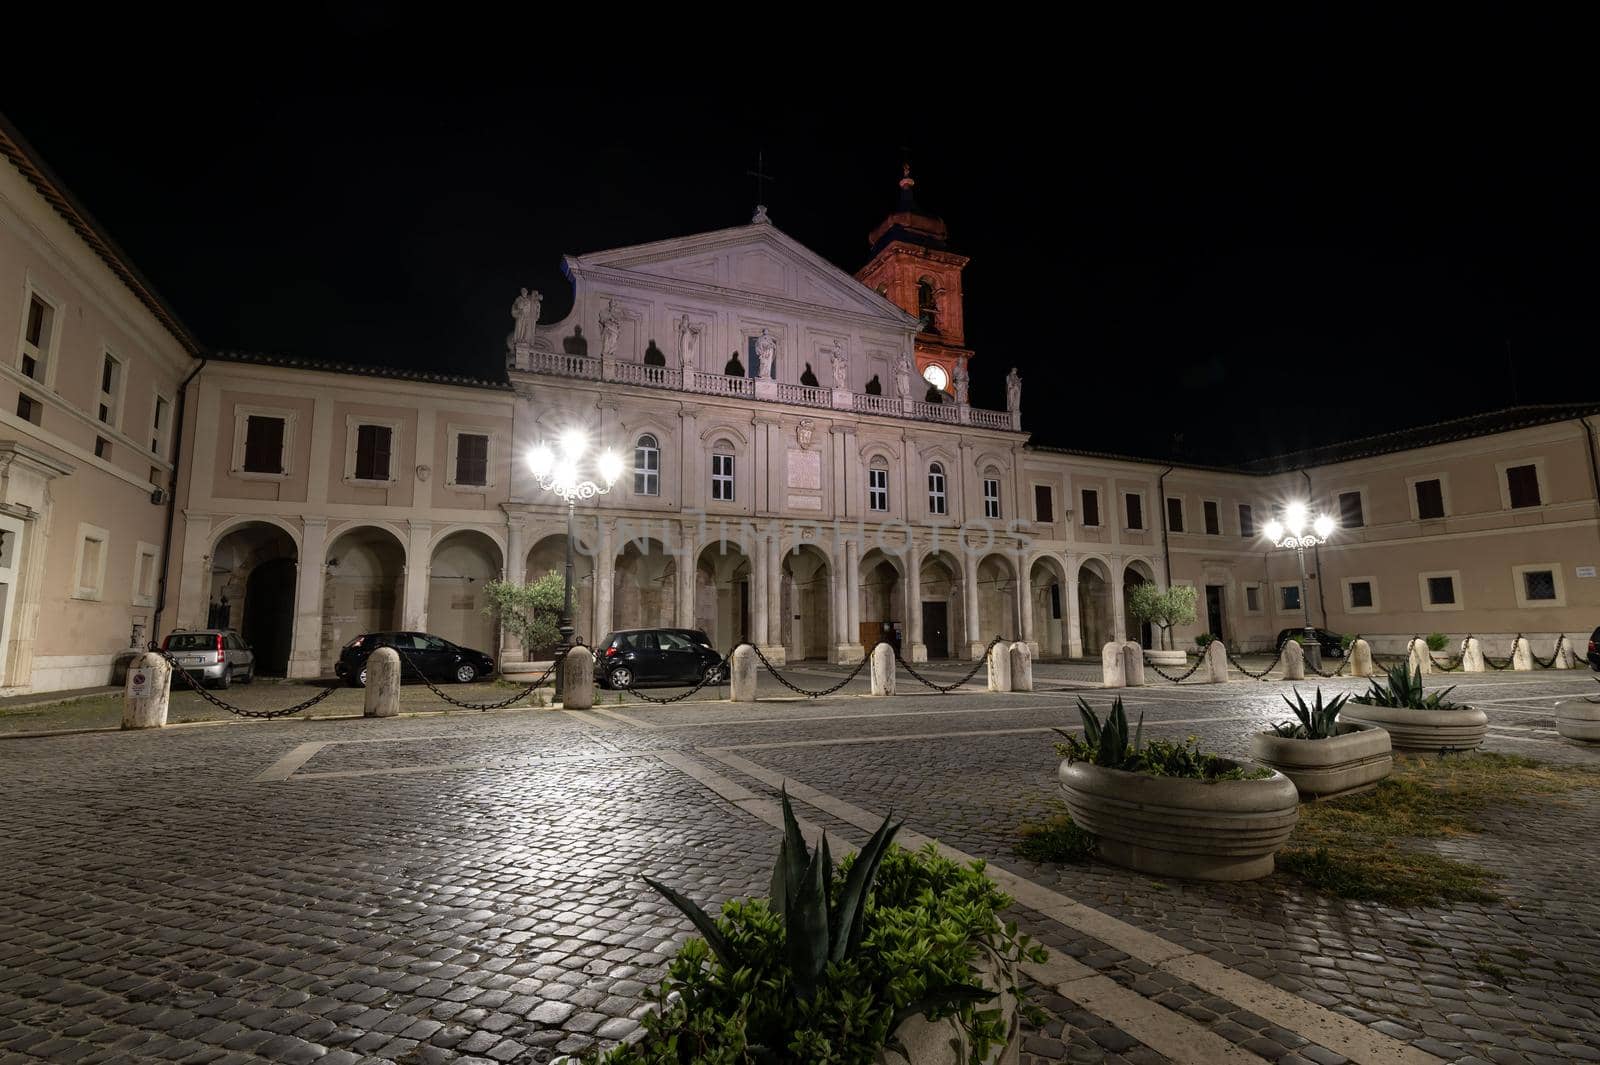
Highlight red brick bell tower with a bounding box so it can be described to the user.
[855,164,973,397]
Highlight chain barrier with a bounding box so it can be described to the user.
[1531,633,1567,670]
[623,650,736,704]
[1481,632,1518,671]
[896,636,1010,693]
[1147,651,1207,684]
[392,646,567,710]
[750,642,879,698]
[1226,647,1276,681]
[1306,636,1357,678]
[156,648,340,719]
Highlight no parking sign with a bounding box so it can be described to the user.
[129,670,149,697]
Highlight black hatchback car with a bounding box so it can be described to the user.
[1587,626,1600,670]
[1275,627,1346,659]
[595,628,724,689]
[336,632,496,687]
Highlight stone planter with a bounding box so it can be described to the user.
[1058,761,1299,881]
[877,940,1019,1065]
[1555,698,1600,744]
[1249,721,1393,798]
[1338,703,1488,752]
[500,659,554,683]
[1144,648,1188,667]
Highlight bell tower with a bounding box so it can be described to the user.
[855,164,973,398]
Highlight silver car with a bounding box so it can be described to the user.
[162,629,256,689]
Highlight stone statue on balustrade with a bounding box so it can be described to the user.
[1005,366,1022,413]
[598,299,622,361]
[507,288,541,360]
[895,352,913,400]
[829,338,849,389]
[755,329,776,379]
[675,315,702,371]
[953,359,970,405]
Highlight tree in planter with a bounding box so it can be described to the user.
[1126,583,1198,651]
[482,571,565,658]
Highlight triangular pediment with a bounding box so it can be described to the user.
[566,222,916,325]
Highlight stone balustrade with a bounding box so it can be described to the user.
[514,348,1020,430]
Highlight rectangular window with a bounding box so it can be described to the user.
[1506,464,1541,508]
[133,542,159,607]
[151,394,170,456]
[454,432,489,486]
[1033,484,1053,523]
[1080,488,1100,527]
[983,478,1000,519]
[1125,493,1143,530]
[712,453,735,501]
[928,465,947,515]
[1338,490,1364,528]
[1414,478,1445,520]
[1238,503,1254,537]
[1349,580,1373,608]
[94,436,110,460]
[74,524,109,601]
[1245,585,1262,613]
[1166,497,1184,532]
[1427,575,1456,605]
[1203,500,1221,535]
[1523,570,1556,602]
[354,424,393,481]
[869,467,889,512]
[98,352,122,426]
[15,392,40,426]
[242,415,286,474]
[149,466,163,486]
[20,293,54,380]
[1281,584,1301,611]
[633,436,660,496]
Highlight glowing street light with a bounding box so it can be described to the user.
[1263,501,1336,668]
[527,432,622,667]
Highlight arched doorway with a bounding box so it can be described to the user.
[612,537,675,632]
[431,530,503,653]
[976,554,1018,644]
[1029,556,1068,658]
[527,534,596,650]
[781,545,833,661]
[696,540,751,652]
[1123,562,1156,648]
[1077,558,1112,654]
[322,526,406,668]
[918,551,964,660]
[859,548,903,652]
[209,521,298,675]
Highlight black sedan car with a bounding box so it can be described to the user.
[595,628,724,689]
[336,631,496,687]
[1275,627,1346,659]
[1587,626,1600,670]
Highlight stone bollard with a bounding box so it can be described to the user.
[987,641,1012,692]
[1408,638,1433,677]
[1462,637,1485,672]
[121,652,171,729]
[562,646,596,709]
[1100,643,1125,688]
[1512,636,1533,671]
[1203,640,1229,683]
[1281,639,1305,681]
[364,647,401,717]
[1120,641,1145,687]
[1010,642,1034,692]
[1350,638,1374,677]
[729,645,759,702]
[1555,637,1575,669]
[870,642,896,696]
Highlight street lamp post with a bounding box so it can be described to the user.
[1262,502,1335,670]
[527,431,624,691]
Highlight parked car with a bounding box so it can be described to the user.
[594,628,724,689]
[163,630,255,689]
[1274,627,1346,659]
[336,632,496,687]
[1587,626,1600,670]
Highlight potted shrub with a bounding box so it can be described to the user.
[1339,663,1488,751]
[1425,632,1449,653]
[576,791,1043,1065]
[1126,583,1196,667]
[483,571,564,678]
[1250,688,1393,798]
[1056,698,1298,881]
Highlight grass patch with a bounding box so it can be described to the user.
[1017,813,1097,863]
[1279,752,1600,906]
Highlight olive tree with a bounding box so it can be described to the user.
[1125,583,1198,650]
[483,571,566,656]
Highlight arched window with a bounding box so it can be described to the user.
[868,457,889,512]
[633,434,659,495]
[711,440,735,502]
[917,278,939,332]
[927,462,947,515]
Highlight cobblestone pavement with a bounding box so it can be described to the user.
[2,665,1598,1064]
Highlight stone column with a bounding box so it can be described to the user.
[594,519,615,640]
[844,537,863,662]
[907,543,927,663]
[363,647,400,717]
[1017,548,1036,653]
[764,523,785,664]
[751,533,769,646]
[831,557,850,663]
[289,518,327,680]
[174,513,214,632]
[402,521,432,633]
[1110,559,1126,643]
[963,548,983,659]
[675,540,695,628]
[1065,555,1083,658]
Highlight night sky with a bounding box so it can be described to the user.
[6,13,1594,465]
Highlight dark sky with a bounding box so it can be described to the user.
[6,12,1594,465]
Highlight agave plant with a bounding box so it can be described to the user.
[1352,663,1462,710]
[1270,687,1351,739]
[644,788,993,1014]
[1055,696,1145,769]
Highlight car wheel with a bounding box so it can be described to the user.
[703,664,724,685]
[455,663,478,684]
[609,666,634,690]
[356,665,369,688]
[215,668,231,691]
[240,666,254,684]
